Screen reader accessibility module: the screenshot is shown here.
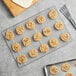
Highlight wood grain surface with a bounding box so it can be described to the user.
[3,0,39,17]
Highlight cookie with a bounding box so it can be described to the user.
[74,61,76,66]
[16,54,27,64]
[22,37,31,46]
[60,33,70,42]
[36,16,46,24]
[48,9,58,19]
[5,30,14,40]
[33,32,42,41]
[49,38,59,47]
[42,27,52,36]
[12,42,21,52]
[28,49,38,58]
[54,21,64,30]
[39,44,49,53]
[16,25,25,35]
[50,65,59,75]
[66,73,73,76]
[25,20,35,30]
[61,63,70,72]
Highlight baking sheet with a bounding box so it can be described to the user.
[2,6,72,67]
[44,59,76,76]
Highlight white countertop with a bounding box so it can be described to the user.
[64,0,76,20]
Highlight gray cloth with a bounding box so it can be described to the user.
[0,0,76,76]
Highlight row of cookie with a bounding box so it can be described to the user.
[49,62,76,76]
[5,21,64,41]
[16,42,57,64]
[11,32,70,53]
[15,44,49,64]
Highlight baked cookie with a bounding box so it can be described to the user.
[22,37,31,46]
[16,25,25,35]
[48,9,58,19]
[74,61,76,66]
[25,20,35,30]
[36,16,46,24]
[54,21,64,30]
[39,44,49,53]
[50,65,59,75]
[60,33,70,42]
[61,63,70,72]
[5,30,14,40]
[49,38,59,47]
[66,73,73,76]
[28,49,38,58]
[12,42,21,52]
[42,27,52,36]
[33,32,42,41]
[16,54,27,64]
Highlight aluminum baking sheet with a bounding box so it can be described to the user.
[44,59,76,76]
[2,6,72,67]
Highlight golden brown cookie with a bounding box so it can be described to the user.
[61,63,70,72]
[49,38,59,47]
[16,25,25,35]
[36,16,46,24]
[28,49,38,58]
[60,33,70,42]
[50,65,59,75]
[33,32,43,41]
[12,42,21,52]
[39,44,49,53]
[22,37,31,46]
[5,30,14,40]
[25,20,35,30]
[48,9,58,19]
[16,54,27,64]
[42,27,52,36]
[54,21,64,30]
[66,73,73,76]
